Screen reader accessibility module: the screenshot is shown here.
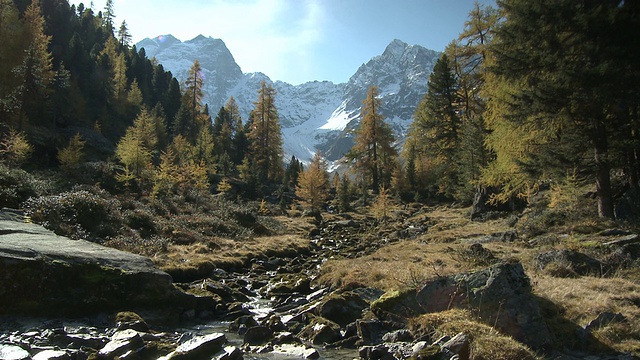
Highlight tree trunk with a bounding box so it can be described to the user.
[595,145,615,219]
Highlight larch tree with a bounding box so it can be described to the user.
[347,85,397,193]
[296,151,329,213]
[483,0,639,218]
[444,2,499,200]
[248,80,283,183]
[186,60,204,123]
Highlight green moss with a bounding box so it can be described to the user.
[370,288,414,313]
[409,345,442,359]
[79,264,124,284]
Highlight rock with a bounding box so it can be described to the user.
[534,249,603,277]
[167,333,226,360]
[0,345,30,360]
[604,234,640,247]
[411,341,429,356]
[381,329,413,343]
[97,329,144,359]
[356,320,388,345]
[297,318,342,345]
[441,332,470,360]
[32,350,69,360]
[243,326,274,346]
[214,346,243,360]
[374,262,552,351]
[332,220,359,229]
[115,312,149,333]
[302,348,320,359]
[229,315,258,335]
[0,218,183,316]
[314,291,369,327]
[584,311,626,331]
[358,344,399,360]
[266,274,311,296]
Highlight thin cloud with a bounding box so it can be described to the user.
[91,0,326,84]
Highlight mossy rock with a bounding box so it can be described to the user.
[409,345,442,360]
[370,288,418,319]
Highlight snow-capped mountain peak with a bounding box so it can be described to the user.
[137,36,440,163]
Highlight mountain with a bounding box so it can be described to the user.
[136,35,440,163]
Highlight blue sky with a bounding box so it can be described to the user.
[68,0,495,85]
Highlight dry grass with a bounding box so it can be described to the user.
[533,274,640,354]
[416,206,513,243]
[409,309,540,360]
[153,234,311,279]
[315,206,522,291]
[315,240,472,291]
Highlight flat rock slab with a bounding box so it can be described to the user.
[0,216,180,316]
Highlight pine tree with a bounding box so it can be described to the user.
[483,0,639,218]
[248,81,283,183]
[337,174,351,212]
[102,0,115,32]
[347,86,397,193]
[408,54,460,198]
[296,151,329,213]
[117,20,131,47]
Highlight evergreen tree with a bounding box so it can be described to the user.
[283,155,302,189]
[17,0,54,129]
[117,20,131,47]
[483,0,639,218]
[183,59,204,139]
[247,81,283,183]
[408,54,460,198]
[102,0,115,33]
[337,174,351,212]
[347,86,397,193]
[0,0,25,123]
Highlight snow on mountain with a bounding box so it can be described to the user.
[137,36,439,164]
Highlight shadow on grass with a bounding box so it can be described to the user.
[534,294,621,356]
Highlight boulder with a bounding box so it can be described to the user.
[214,346,243,360]
[297,317,342,345]
[97,329,144,359]
[0,217,183,316]
[243,326,274,345]
[314,291,369,327]
[534,249,603,277]
[32,350,70,360]
[0,345,30,360]
[165,333,226,360]
[373,262,552,351]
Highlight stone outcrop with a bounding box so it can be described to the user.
[0,215,183,316]
[372,261,553,351]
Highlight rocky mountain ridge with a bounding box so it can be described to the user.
[136,35,440,162]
